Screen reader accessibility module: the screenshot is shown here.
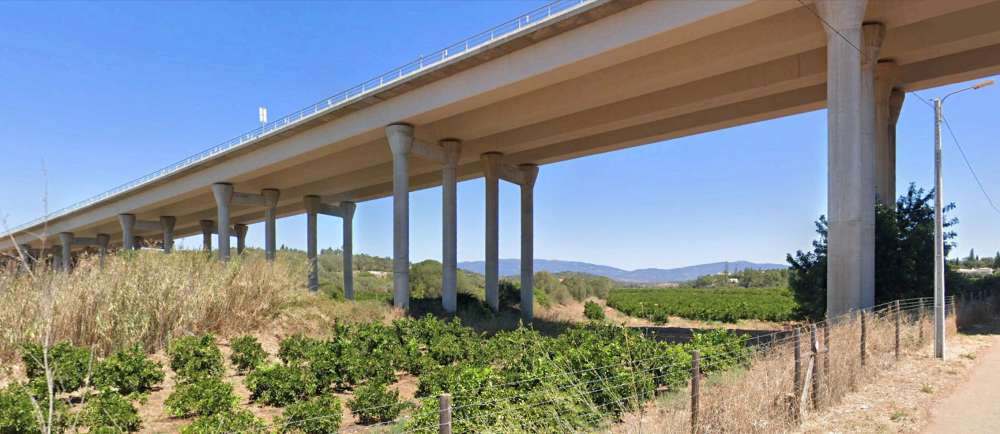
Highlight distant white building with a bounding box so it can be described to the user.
[955,268,994,277]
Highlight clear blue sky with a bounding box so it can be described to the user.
[1,1,997,270]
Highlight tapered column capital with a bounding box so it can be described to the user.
[518,164,539,189]
[261,188,280,207]
[889,88,905,126]
[814,0,868,36]
[340,201,357,220]
[303,195,322,214]
[862,22,885,66]
[211,183,234,205]
[386,123,414,155]
[199,220,215,232]
[234,223,249,238]
[481,152,504,179]
[440,139,462,167]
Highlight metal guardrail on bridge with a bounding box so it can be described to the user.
[4,0,596,236]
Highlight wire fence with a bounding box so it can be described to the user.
[253,294,982,434]
[2,0,597,238]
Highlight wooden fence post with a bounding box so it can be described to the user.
[918,298,925,343]
[810,325,820,408]
[439,393,452,434]
[793,328,802,394]
[860,311,867,368]
[822,320,830,386]
[895,300,901,360]
[691,350,700,434]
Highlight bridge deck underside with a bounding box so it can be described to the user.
[7,0,1000,250]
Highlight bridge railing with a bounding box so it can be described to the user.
[4,0,596,237]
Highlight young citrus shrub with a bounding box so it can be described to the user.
[245,364,318,406]
[82,389,142,432]
[180,409,266,434]
[21,342,93,393]
[583,301,605,321]
[347,381,402,425]
[0,384,39,433]
[229,335,267,374]
[93,345,165,395]
[165,377,238,417]
[276,395,342,434]
[168,335,224,382]
[0,379,70,434]
[277,334,321,365]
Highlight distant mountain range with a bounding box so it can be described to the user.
[457,259,786,284]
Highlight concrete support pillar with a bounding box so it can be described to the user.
[858,22,884,310]
[386,123,414,309]
[888,88,905,200]
[52,249,62,272]
[304,195,321,293]
[160,216,176,253]
[262,189,280,261]
[816,0,870,317]
[441,139,461,313]
[58,232,73,272]
[874,61,899,208]
[519,164,539,321]
[118,214,136,251]
[481,152,503,312]
[234,224,248,255]
[17,244,34,266]
[96,234,109,269]
[342,201,356,300]
[212,183,234,261]
[199,220,214,252]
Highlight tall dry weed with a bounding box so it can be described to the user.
[616,302,965,434]
[0,250,305,362]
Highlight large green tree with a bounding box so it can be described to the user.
[787,184,957,319]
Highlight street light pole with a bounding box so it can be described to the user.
[932,79,993,359]
[932,96,945,359]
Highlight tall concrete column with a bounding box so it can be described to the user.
[234,224,248,255]
[212,183,234,261]
[160,216,176,253]
[96,234,109,269]
[481,152,503,312]
[262,189,280,261]
[519,164,539,321]
[441,139,461,313]
[386,123,414,309]
[858,22,884,310]
[816,0,870,317]
[58,232,73,272]
[874,61,899,208]
[304,195,321,293]
[888,88,905,201]
[200,220,214,252]
[342,201,356,300]
[118,214,136,251]
[52,249,62,272]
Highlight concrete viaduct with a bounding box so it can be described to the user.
[4,0,1000,319]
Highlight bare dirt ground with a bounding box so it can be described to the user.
[922,333,1000,433]
[795,331,997,433]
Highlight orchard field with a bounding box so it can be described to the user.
[607,286,798,323]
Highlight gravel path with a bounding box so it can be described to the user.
[923,335,1000,434]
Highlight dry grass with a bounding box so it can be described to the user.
[614,301,970,434]
[0,250,308,364]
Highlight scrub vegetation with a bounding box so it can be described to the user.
[0,250,753,433]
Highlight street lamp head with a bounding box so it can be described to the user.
[972,79,995,90]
